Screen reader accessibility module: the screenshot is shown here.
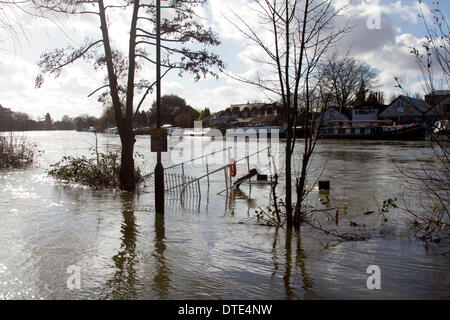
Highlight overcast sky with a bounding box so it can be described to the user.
[0,0,448,120]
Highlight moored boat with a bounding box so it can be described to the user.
[379,123,427,140]
[318,120,428,140]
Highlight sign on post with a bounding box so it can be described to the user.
[151,128,168,152]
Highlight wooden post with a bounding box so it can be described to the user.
[206,156,210,185]
[224,167,229,191]
[181,163,185,185]
[246,155,251,185]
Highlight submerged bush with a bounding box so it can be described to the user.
[0,135,38,170]
[48,149,142,189]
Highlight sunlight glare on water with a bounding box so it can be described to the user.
[0,131,448,299]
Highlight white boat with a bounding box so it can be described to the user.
[225,126,286,138]
[170,127,217,137]
[167,127,183,136]
[427,120,449,141]
[104,127,118,134]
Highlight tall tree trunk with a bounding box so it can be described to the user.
[284,0,293,226]
[294,154,309,224]
[118,0,140,193]
[120,130,136,192]
[98,0,139,192]
[285,125,293,224]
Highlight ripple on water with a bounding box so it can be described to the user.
[0,132,448,299]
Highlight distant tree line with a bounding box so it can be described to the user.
[1,94,204,132]
[0,104,57,131]
[0,104,84,131]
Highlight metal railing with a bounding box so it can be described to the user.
[136,147,229,195]
[137,147,228,186]
[137,145,273,204]
[180,146,272,203]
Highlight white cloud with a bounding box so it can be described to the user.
[321,1,437,100]
[337,0,430,24]
[208,0,262,41]
[0,54,103,120]
[0,0,442,122]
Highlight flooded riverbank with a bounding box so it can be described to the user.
[0,131,448,299]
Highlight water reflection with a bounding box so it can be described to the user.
[293,228,313,294]
[228,188,256,216]
[152,212,172,299]
[283,226,294,299]
[1,132,448,299]
[106,194,172,299]
[274,226,314,299]
[107,193,141,299]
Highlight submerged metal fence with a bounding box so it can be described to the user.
[137,145,274,206]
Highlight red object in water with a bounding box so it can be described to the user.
[229,161,237,177]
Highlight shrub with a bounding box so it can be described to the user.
[0,135,38,170]
[48,149,142,189]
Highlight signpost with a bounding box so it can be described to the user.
[151,128,168,152]
[154,0,165,215]
[153,0,175,214]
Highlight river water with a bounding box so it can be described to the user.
[0,131,448,299]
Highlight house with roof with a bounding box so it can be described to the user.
[424,91,450,123]
[315,106,349,128]
[351,102,386,125]
[207,102,284,128]
[379,95,431,124]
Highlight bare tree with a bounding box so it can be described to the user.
[398,145,449,240]
[227,0,349,226]
[317,52,378,111]
[33,0,224,191]
[0,0,35,49]
[395,1,449,240]
[410,0,449,94]
[293,81,333,224]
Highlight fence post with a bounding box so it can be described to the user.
[181,163,186,185]
[224,167,229,191]
[180,183,185,204]
[206,156,210,185]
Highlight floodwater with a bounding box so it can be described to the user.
[0,131,448,300]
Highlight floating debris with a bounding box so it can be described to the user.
[318,180,330,190]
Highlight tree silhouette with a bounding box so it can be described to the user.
[34,0,224,191]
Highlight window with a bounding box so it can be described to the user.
[396,101,404,113]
